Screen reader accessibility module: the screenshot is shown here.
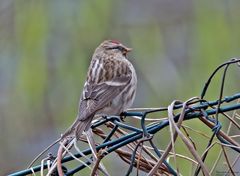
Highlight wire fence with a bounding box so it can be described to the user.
[9,58,240,176]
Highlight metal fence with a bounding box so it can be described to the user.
[10,59,240,176]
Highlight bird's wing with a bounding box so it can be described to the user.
[78,74,131,121]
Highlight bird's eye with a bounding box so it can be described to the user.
[116,46,125,51]
[106,46,124,51]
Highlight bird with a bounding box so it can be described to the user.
[62,39,137,140]
[28,40,137,176]
[54,40,137,175]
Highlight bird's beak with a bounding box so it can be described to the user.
[123,47,132,56]
[125,47,132,52]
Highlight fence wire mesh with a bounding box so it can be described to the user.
[10,59,240,176]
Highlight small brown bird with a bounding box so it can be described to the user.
[29,40,137,175]
[63,39,137,140]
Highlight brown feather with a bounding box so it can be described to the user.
[62,40,137,140]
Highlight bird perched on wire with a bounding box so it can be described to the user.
[63,39,137,140]
[55,40,137,175]
[28,40,137,175]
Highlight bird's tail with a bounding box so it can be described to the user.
[61,114,94,140]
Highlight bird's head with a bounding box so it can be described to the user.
[96,40,132,57]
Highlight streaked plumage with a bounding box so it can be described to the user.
[63,40,137,139]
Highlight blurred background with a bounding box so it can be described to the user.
[1,0,240,175]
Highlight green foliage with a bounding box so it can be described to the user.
[15,1,48,106]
